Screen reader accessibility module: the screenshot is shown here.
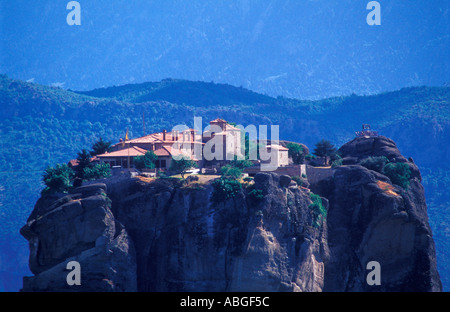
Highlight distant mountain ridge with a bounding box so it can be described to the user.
[0,75,449,291]
[76,79,276,108]
[2,1,449,99]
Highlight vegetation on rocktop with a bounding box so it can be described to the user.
[359,156,412,190]
[90,137,113,156]
[42,164,75,194]
[287,143,306,164]
[360,156,389,173]
[383,162,412,190]
[313,139,337,158]
[134,151,158,171]
[211,178,242,204]
[41,138,113,194]
[291,175,309,188]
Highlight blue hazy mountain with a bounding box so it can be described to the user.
[1,0,449,99]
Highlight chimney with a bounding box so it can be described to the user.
[163,130,167,141]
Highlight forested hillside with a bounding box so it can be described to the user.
[0,75,449,291]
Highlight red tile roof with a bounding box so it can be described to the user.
[210,118,228,123]
[68,159,79,167]
[97,146,148,158]
[68,156,98,167]
[153,146,171,157]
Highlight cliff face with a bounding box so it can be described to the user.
[20,185,137,292]
[21,174,328,292]
[20,136,441,292]
[315,136,442,291]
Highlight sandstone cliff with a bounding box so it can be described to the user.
[20,136,441,292]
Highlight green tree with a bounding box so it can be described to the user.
[211,178,242,203]
[230,157,254,170]
[384,162,411,189]
[313,139,337,158]
[75,149,92,179]
[90,137,112,156]
[220,164,243,180]
[42,164,75,194]
[247,187,264,206]
[309,193,327,228]
[170,156,198,179]
[286,143,306,164]
[360,156,389,173]
[134,151,158,170]
[83,163,112,180]
[291,175,309,188]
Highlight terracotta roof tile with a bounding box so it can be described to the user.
[97,146,147,158]
[153,146,171,157]
[210,118,227,123]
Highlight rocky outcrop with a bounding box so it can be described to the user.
[313,136,441,291]
[20,184,137,291]
[107,174,328,291]
[20,136,442,292]
[21,174,328,292]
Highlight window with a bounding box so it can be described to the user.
[161,160,166,168]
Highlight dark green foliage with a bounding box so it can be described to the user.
[291,175,309,188]
[220,165,243,180]
[331,154,343,168]
[309,193,327,228]
[75,149,92,179]
[78,79,275,109]
[83,163,112,181]
[229,158,254,170]
[313,139,336,158]
[247,188,264,206]
[383,162,412,189]
[42,164,75,194]
[286,143,306,164]
[221,157,253,180]
[360,156,389,173]
[134,151,158,170]
[211,178,242,203]
[170,157,197,178]
[331,158,343,168]
[90,137,112,156]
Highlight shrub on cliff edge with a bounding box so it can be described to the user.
[383,162,411,190]
[309,193,327,228]
[211,178,242,203]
